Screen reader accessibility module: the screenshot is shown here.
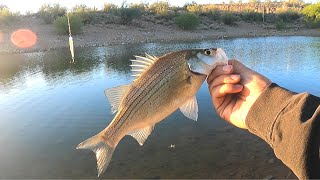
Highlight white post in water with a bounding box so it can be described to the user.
[67,10,75,63]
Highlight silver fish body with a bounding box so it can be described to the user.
[76,48,228,176]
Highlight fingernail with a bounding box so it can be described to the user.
[223,65,232,72]
[235,84,243,89]
[230,74,240,81]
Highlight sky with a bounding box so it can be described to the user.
[0,0,318,14]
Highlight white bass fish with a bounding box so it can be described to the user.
[77,48,228,176]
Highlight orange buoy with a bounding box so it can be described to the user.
[10,29,37,48]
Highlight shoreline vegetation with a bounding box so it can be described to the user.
[0,1,319,54]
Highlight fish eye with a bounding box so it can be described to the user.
[204,49,211,56]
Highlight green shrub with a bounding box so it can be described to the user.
[175,12,200,30]
[149,1,171,16]
[129,3,146,12]
[241,11,263,22]
[210,9,221,21]
[186,3,203,14]
[275,19,286,30]
[0,5,19,25]
[73,4,94,13]
[304,18,320,28]
[53,14,83,35]
[72,4,95,24]
[116,7,141,25]
[278,10,301,22]
[38,4,66,24]
[103,3,118,14]
[264,13,277,23]
[221,12,238,25]
[302,2,320,28]
[201,4,218,13]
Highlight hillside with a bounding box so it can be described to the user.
[0,2,319,54]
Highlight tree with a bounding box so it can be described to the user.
[38,4,66,24]
[301,2,320,28]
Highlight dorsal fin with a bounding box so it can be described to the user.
[145,53,158,62]
[130,53,157,80]
[104,85,130,114]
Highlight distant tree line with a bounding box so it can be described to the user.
[0,0,319,34]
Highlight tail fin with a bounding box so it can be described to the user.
[76,134,115,177]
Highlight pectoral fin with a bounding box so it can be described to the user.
[128,125,155,146]
[179,96,198,121]
[104,85,130,113]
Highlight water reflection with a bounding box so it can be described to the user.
[0,36,319,178]
[2,36,320,92]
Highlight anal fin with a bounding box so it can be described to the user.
[128,125,154,146]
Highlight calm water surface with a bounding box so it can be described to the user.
[0,36,319,178]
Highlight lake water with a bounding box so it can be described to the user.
[0,36,319,179]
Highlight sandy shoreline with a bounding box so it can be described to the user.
[0,16,319,54]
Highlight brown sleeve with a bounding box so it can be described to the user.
[246,83,320,179]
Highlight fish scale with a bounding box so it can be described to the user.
[117,55,183,121]
[76,48,228,176]
[110,70,178,138]
[107,58,182,138]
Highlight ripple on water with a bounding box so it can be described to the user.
[0,36,318,178]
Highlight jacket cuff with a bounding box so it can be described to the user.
[245,83,296,146]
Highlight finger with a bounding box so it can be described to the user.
[207,64,233,84]
[228,59,251,75]
[208,74,241,90]
[210,83,243,98]
[228,59,272,86]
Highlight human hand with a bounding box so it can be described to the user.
[207,60,272,129]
